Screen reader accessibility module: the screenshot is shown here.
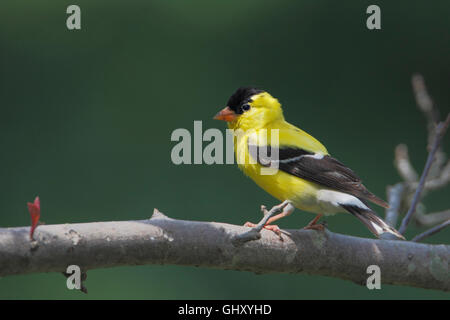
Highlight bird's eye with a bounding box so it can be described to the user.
[242,104,251,112]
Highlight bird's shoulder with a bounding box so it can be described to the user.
[259,120,328,155]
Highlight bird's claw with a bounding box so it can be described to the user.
[303,221,327,232]
[244,222,282,237]
[243,221,256,228]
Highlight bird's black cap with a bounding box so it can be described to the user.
[227,87,263,114]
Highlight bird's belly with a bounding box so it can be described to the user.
[245,165,320,213]
[244,164,347,216]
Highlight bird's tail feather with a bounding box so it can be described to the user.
[341,205,405,240]
[361,190,390,209]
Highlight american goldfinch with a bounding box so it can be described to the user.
[214,87,404,239]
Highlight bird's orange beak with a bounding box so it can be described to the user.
[213,106,237,122]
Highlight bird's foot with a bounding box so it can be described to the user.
[244,222,282,236]
[231,200,292,245]
[303,213,326,232]
[303,222,326,232]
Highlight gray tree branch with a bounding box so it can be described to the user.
[412,219,450,243]
[398,114,450,234]
[0,209,448,291]
[385,74,450,237]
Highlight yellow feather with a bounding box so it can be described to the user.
[218,89,401,238]
[228,92,330,214]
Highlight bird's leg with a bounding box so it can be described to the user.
[244,201,295,236]
[303,213,325,231]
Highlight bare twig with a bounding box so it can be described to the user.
[394,145,418,183]
[387,75,450,243]
[384,183,405,228]
[398,114,450,234]
[411,74,439,124]
[232,201,290,245]
[415,209,450,227]
[412,74,446,179]
[411,219,450,242]
[0,213,449,291]
[410,160,450,192]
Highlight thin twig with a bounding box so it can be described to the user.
[231,200,290,245]
[412,74,447,181]
[411,219,450,242]
[394,145,418,183]
[385,183,405,228]
[398,114,450,234]
[415,209,450,227]
[412,73,440,128]
[410,160,450,192]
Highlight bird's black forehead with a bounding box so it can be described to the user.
[227,87,263,112]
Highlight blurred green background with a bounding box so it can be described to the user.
[0,0,449,299]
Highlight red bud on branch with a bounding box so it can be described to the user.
[27,196,40,240]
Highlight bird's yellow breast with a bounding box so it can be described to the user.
[233,121,329,213]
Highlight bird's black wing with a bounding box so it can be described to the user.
[248,144,389,208]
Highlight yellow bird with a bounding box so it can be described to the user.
[214,87,404,239]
